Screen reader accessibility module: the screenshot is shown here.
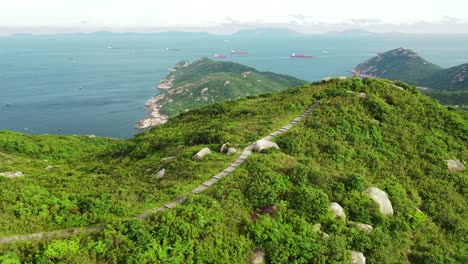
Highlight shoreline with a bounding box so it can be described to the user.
[135,93,169,130]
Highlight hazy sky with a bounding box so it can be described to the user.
[1,0,467,34]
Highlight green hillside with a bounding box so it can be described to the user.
[419,63,468,91]
[137,58,306,129]
[1,78,467,263]
[352,48,442,84]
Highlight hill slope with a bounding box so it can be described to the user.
[0,78,467,263]
[137,58,306,129]
[352,48,443,84]
[419,63,468,91]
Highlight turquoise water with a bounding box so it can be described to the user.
[1,34,467,138]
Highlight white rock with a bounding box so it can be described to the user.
[227,147,237,155]
[356,223,373,233]
[330,202,346,219]
[155,168,165,179]
[220,142,230,153]
[0,171,24,178]
[45,165,54,170]
[350,251,366,264]
[253,140,279,152]
[364,187,394,216]
[251,248,265,264]
[358,93,368,98]
[192,147,211,160]
[161,156,175,162]
[447,160,464,173]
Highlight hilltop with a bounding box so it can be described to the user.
[0,77,467,263]
[353,48,468,106]
[352,48,443,84]
[137,58,306,129]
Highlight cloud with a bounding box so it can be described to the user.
[289,14,307,20]
[346,18,382,25]
[441,15,462,24]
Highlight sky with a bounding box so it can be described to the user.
[1,0,468,35]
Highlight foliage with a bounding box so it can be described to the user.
[0,77,467,263]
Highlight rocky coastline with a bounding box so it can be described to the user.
[136,61,193,130]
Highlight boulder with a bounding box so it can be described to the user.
[350,251,366,264]
[220,142,230,153]
[161,156,175,162]
[0,171,24,178]
[227,147,237,155]
[330,202,346,219]
[192,147,211,160]
[251,248,265,264]
[155,169,165,179]
[253,140,279,152]
[357,223,373,233]
[364,187,394,216]
[347,221,373,233]
[358,93,368,98]
[312,223,330,240]
[447,160,464,173]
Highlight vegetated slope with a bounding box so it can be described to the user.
[352,48,442,84]
[158,58,306,116]
[137,57,306,128]
[419,63,468,91]
[1,78,467,263]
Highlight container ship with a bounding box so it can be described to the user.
[213,54,227,58]
[230,50,249,54]
[291,53,313,58]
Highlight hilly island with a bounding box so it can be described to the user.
[353,48,468,105]
[137,58,306,129]
[1,74,467,263]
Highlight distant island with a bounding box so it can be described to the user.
[352,48,468,105]
[136,58,306,129]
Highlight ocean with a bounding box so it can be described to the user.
[1,33,467,138]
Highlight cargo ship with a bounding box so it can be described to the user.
[213,54,227,58]
[291,53,313,58]
[230,50,249,54]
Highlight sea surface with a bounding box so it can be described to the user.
[1,33,468,138]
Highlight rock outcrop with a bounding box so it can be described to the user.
[251,248,265,264]
[350,251,366,264]
[227,147,237,155]
[348,221,373,233]
[364,187,394,216]
[447,160,464,173]
[155,169,165,179]
[220,142,230,153]
[330,202,346,219]
[192,147,211,160]
[161,156,175,162]
[253,140,279,152]
[0,171,24,178]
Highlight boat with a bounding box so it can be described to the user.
[230,50,249,54]
[291,53,313,58]
[166,48,180,51]
[213,54,227,58]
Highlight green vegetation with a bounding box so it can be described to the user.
[353,49,468,105]
[352,48,442,84]
[421,89,468,106]
[419,63,468,91]
[1,78,467,263]
[153,58,306,117]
